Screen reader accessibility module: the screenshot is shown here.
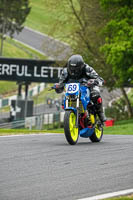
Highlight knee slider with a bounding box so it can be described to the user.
[97,97,102,104]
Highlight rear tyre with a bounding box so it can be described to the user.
[64,110,79,145]
[89,116,103,142]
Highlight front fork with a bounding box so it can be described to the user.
[76,95,79,127]
[65,95,79,128]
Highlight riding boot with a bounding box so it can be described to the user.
[96,104,107,123]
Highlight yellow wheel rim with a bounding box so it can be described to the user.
[69,112,78,142]
[95,126,102,139]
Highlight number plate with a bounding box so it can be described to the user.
[65,83,79,94]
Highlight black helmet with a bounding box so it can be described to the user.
[67,54,84,78]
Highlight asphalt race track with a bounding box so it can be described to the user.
[0,134,133,200]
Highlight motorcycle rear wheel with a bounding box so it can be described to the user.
[89,118,103,142]
[64,110,79,145]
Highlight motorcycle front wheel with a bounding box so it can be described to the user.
[64,110,79,145]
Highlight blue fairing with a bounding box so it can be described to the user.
[80,86,90,110]
[64,84,90,110]
[80,127,94,138]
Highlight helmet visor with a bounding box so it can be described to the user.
[69,65,81,74]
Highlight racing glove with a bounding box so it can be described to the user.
[87,79,99,87]
[54,83,64,93]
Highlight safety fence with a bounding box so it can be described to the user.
[25,112,65,130]
[0,120,25,129]
[0,112,65,130]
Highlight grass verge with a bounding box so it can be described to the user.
[0,129,58,136]
[104,119,133,135]
[3,37,46,59]
[105,194,133,200]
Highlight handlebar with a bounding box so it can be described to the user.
[48,85,56,91]
[49,80,96,91]
[49,83,64,91]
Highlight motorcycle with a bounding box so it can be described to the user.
[52,79,103,145]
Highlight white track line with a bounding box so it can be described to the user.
[78,189,133,200]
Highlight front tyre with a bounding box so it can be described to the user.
[64,110,79,145]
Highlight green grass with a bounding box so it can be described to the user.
[104,119,133,135]
[0,81,17,95]
[25,0,53,33]
[25,0,78,42]
[3,37,46,59]
[0,128,63,136]
[104,194,133,200]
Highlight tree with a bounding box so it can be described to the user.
[100,0,133,117]
[0,0,31,56]
[45,0,107,67]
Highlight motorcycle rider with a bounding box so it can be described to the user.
[55,54,106,123]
